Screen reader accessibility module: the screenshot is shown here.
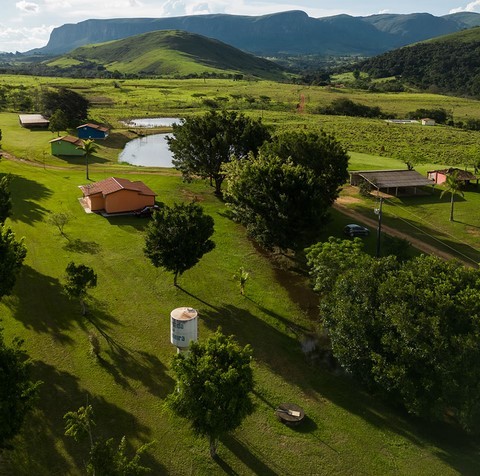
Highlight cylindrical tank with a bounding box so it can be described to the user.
[170,307,198,349]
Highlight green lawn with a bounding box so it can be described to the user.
[0,157,479,475]
[1,74,480,474]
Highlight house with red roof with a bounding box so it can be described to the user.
[79,177,156,214]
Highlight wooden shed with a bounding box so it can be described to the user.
[18,114,50,128]
[77,123,109,140]
[50,135,84,156]
[79,177,156,214]
[350,169,435,196]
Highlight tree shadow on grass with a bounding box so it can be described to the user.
[176,284,220,311]
[98,346,174,398]
[8,174,52,225]
[63,238,101,254]
[219,434,280,476]
[201,303,480,475]
[2,360,164,475]
[8,266,120,344]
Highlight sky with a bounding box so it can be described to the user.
[2,0,480,52]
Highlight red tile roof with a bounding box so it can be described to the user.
[77,123,109,132]
[79,177,156,197]
[49,135,84,146]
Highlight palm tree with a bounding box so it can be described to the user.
[440,171,464,222]
[77,139,98,181]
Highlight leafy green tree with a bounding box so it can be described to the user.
[144,202,215,286]
[40,87,89,128]
[48,108,69,136]
[167,110,270,195]
[0,174,12,224]
[440,171,464,222]
[223,131,349,250]
[64,405,152,475]
[0,330,40,449]
[64,262,97,315]
[233,266,249,295]
[305,237,367,295]
[77,139,98,181]
[0,224,27,299]
[313,253,480,430]
[166,330,254,458]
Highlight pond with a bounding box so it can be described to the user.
[118,133,174,167]
[122,117,179,128]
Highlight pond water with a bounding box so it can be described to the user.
[122,117,179,128]
[118,133,174,167]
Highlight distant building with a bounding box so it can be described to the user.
[421,118,435,126]
[79,177,156,214]
[77,123,109,140]
[427,168,478,186]
[49,135,84,156]
[18,114,50,128]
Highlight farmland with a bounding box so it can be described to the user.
[1,75,480,475]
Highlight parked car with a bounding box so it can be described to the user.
[344,223,370,237]
[134,205,160,217]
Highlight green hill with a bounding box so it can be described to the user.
[45,30,287,79]
[358,26,480,97]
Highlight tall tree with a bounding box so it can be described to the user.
[64,262,97,316]
[144,201,215,286]
[0,174,12,224]
[48,108,69,136]
[166,330,254,458]
[64,405,152,475]
[309,250,480,430]
[0,331,40,449]
[77,139,98,181]
[167,110,270,195]
[0,224,27,299]
[440,171,464,222]
[40,87,89,128]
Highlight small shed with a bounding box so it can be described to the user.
[421,118,435,126]
[350,169,435,196]
[77,123,109,140]
[19,114,50,129]
[427,168,478,186]
[50,135,84,156]
[79,177,156,214]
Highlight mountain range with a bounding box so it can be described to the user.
[32,10,480,58]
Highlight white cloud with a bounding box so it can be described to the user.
[0,24,54,51]
[16,1,40,13]
[378,9,390,14]
[449,1,480,13]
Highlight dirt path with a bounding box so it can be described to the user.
[333,200,474,266]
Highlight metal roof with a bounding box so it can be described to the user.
[352,170,435,188]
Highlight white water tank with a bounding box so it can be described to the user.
[170,307,198,349]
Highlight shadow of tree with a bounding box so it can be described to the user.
[63,238,101,254]
[99,346,174,398]
[1,361,165,475]
[201,303,480,475]
[8,174,52,225]
[8,266,119,344]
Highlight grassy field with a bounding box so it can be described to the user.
[1,74,480,474]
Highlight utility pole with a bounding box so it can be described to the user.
[375,197,384,258]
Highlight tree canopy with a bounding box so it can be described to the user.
[167,110,270,194]
[0,331,40,449]
[222,131,349,250]
[0,224,27,299]
[0,174,12,225]
[64,262,97,315]
[40,87,89,128]
[166,329,254,457]
[144,201,215,285]
[307,245,480,431]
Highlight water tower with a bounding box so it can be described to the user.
[170,307,198,353]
